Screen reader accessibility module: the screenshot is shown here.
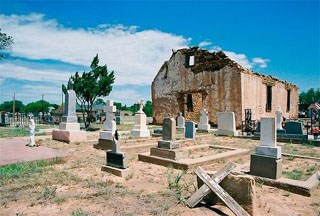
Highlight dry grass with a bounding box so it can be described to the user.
[0,133,319,215]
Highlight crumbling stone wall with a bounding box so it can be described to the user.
[152,47,242,126]
[152,47,298,127]
[241,73,298,122]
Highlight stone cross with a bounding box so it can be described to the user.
[62,90,77,123]
[276,106,283,130]
[28,116,36,147]
[103,99,116,131]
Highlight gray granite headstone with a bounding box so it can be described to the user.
[61,90,77,123]
[115,111,121,125]
[162,118,176,141]
[285,121,303,135]
[185,121,196,139]
[256,122,261,133]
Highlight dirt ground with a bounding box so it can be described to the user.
[1,132,319,216]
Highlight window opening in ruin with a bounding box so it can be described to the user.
[286,89,291,112]
[189,55,195,66]
[185,55,195,67]
[266,85,272,112]
[187,94,193,112]
[164,63,168,79]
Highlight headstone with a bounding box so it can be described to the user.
[115,111,121,125]
[198,109,211,131]
[95,100,117,149]
[130,99,150,138]
[106,130,127,169]
[185,121,196,139]
[276,106,286,134]
[157,117,179,149]
[285,121,303,135]
[257,118,280,156]
[52,90,87,143]
[103,100,116,132]
[28,115,36,147]
[177,112,185,129]
[217,112,237,136]
[250,117,282,179]
[59,90,80,130]
[38,112,43,123]
[61,90,77,123]
[0,113,9,126]
[162,118,176,141]
[244,109,254,135]
[102,130,128,177]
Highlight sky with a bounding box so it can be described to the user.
[0,0,319,106]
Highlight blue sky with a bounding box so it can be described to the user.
[0,0,319,106]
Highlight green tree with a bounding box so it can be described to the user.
[143,100,152,117]
[0,29,14,60]
[299,88,320,106]
[24,100,51,114]
[0,100,25,112]
[114,102,122,111]
[128,103,139,114]
[94,98,106,105]
[63,54,115,128]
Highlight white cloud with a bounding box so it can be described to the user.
[224,51,253,69]
[0,13,189,85]
[0,62,71,83]
[0,13,271,105]
[209,45,269,70]
[252,57,269,68]
[108,89,147,105]
[198,41,212,48]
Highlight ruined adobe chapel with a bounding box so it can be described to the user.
[151,47,298,127]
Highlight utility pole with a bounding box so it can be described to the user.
[42,94,44,121]
[13,92,15,126]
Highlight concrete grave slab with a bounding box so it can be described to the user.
[0,137,71,166]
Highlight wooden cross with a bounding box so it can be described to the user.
[186,163,249,216]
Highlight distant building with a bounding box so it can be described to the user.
[152,47,298,127]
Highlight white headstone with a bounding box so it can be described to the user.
[177,112,185,129]
[198,109,211,131]
[260,118,276,147]
[255,117,281,158]
[103,99,117,132]
[216,112,237,136]
[276,106,283,130]
[61,90,77,123]
[28,117,36,147]
[130,100,150,138]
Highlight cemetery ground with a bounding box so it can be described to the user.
[0,123,320,215]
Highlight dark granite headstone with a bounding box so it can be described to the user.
[115,111,121,125]
[106,151,127,169]
[185,121,196,139]
[285,121,303,135]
